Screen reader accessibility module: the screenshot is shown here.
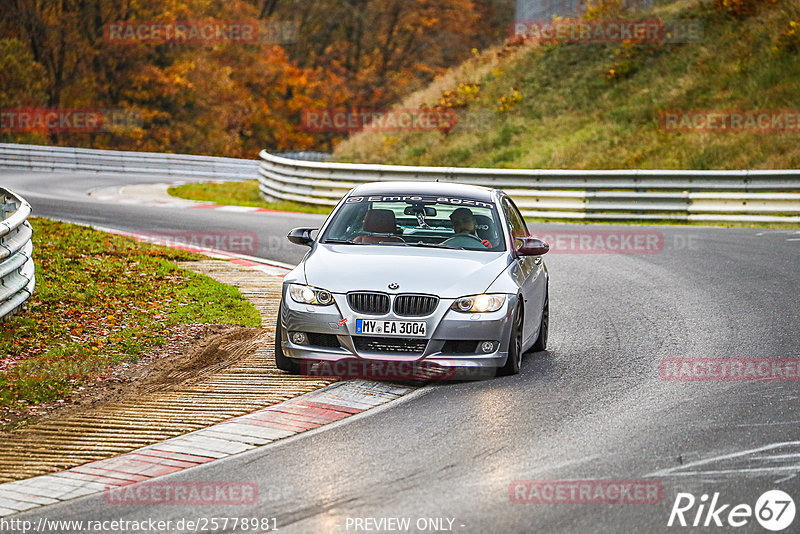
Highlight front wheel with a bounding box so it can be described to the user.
[274,304,300,374]
[497,303,523,376]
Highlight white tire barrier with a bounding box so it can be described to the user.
[0,188,35,321]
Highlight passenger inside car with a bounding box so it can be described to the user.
[353,209,405,243]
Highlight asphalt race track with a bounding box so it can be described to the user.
[0,171,324,266]
[3,169,799,533]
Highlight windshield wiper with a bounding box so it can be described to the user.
[323,239,465,250]
[322,238,365,245]
[400,242,466,250]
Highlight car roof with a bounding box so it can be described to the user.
[349,181,498,202]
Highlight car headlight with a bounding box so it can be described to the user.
[451,294,506,313]
[288,284,335,306]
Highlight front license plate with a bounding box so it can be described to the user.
[355,319,426,337]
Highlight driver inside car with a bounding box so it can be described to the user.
[441,207,491,249]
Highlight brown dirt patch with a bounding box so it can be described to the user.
[0,324,264,433]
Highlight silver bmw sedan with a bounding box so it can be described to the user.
[275,181,549,380]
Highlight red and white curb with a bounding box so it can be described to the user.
[0,380,414,516]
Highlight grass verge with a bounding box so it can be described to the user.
[0,217,261,410]
[168,180,332,215]
[333,0,800,170]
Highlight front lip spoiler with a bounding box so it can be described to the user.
[281,342,508,367]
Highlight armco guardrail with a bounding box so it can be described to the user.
[1,143,796,223]
[0,188,35,321]
[258,151,800,223]
[0,143,258,180]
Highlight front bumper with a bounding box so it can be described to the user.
[279,289,518,378]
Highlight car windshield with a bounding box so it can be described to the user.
[320,194,506,252]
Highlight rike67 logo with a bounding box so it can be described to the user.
[668,490,795,531]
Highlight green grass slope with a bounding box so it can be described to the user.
[333,0,800,170]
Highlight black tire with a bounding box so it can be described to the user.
[497,303,523,376]
[531,290,549,352]
[274,305,301,374]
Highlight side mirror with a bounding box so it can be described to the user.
[287,227,317,247]
[517,237,549,256]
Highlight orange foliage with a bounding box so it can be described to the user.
[0,0,501,155]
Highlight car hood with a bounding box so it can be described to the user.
[303,244,510,298]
